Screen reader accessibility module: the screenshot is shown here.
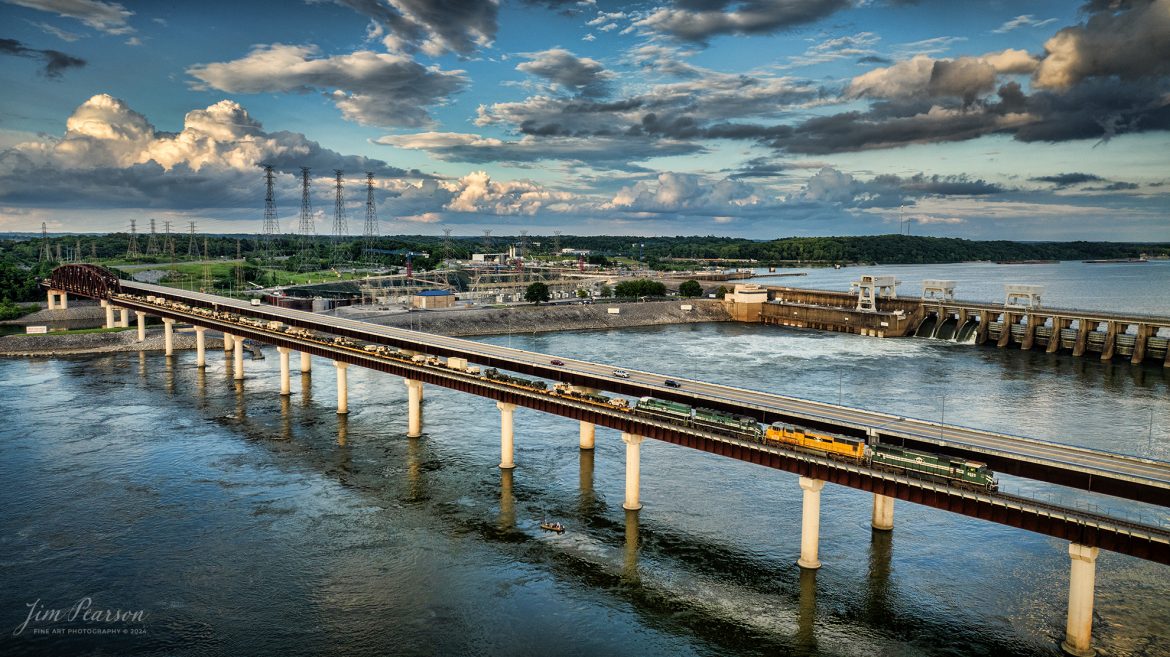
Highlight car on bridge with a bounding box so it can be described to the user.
[664,379,681,388]
[550,359,565,366]
[613,369,630,378]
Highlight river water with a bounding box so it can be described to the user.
[1,261,1168,656]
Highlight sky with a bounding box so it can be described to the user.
[0,0,1168,240]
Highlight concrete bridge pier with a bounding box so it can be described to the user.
[798,476,825,569]
[117,308,129,328]
[223,333,234,353]
[195,326,206,367]
[334,361,349,414]
[622,433,644,511]
[579,421,596,450]
[872,493,894,531]
[233,337,244,380]
[1021,315,1037,350]
[277,347,291,395]
[1048,318,1068,353]
[1131,324,1151,364]
[975,311,990,345]
[406,379,423,437]
[1073,320,1090,357]
[300,351,311,373]
[104,301,115,329]
[498,402,517,469]
[162,317,175,356]
[997,313,1014,347]
[135,311,146,342]
[46,289,67,310]
[1101,322,1118,361]
[1062,543,1099,657]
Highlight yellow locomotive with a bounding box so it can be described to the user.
[764,422,865,461]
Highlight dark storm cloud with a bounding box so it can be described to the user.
[188,44,467,128]
[800,167,1009,209]
[1029,172,1105,186]
[1011,78,1170,143]
[877,173,1006,196]
[1035,0,1170,89]
[1085,181,1140,191]
[727,157,785,179]
[329,0,497,54]
[516,49,614,98]
[0,37,85,77]
[637,0,851,43]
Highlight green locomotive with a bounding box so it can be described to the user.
[869,444,997,491]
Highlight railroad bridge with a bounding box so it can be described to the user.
[44,264,1170,656]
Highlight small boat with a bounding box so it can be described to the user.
[539,520,565,533]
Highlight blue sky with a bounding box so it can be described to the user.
[0,0,1167,240]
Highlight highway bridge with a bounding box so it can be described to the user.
[43,264,1170,657]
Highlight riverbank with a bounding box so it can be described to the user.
[338,299,732,336]
[0,301,105,327]
[0,328,223,357]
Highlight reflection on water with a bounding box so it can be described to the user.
[623,508,640,583]
[796,568,817,656]
[499,468,515,532]
[579,448,596,516]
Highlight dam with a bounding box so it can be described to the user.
[723,277,1170,366]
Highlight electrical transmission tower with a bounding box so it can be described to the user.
[74,239,82,263]
[441,226,453,264]
[262,164,279,261]
[187,221,198,258]
[235,239,244,291]
[126,220,140,259]
[145,219,159,255]
[201,237,211,292]
[553,230,561,258]
[90,243,97,260]
[163,221,175,260]
[330,169,349,266]
[362,172,378,263]
[55,243,62,261]
[482,229,492,254]
[297,167,316,269]
[39,222,53,263]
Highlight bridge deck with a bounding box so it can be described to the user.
[117,280,1170,509]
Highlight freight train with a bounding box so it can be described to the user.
[120,291,998,492]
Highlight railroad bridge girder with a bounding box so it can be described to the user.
[44,264,121,299]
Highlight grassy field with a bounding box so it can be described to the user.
[40,326,135,336]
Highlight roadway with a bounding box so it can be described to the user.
[121,280,1170,507]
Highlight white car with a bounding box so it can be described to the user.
[613,369,630,378]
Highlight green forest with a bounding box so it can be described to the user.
[1,231,1166,304]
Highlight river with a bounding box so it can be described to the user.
[1,261,1167,656]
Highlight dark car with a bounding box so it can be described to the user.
[664,379,681,388]
[550,359,565,366]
